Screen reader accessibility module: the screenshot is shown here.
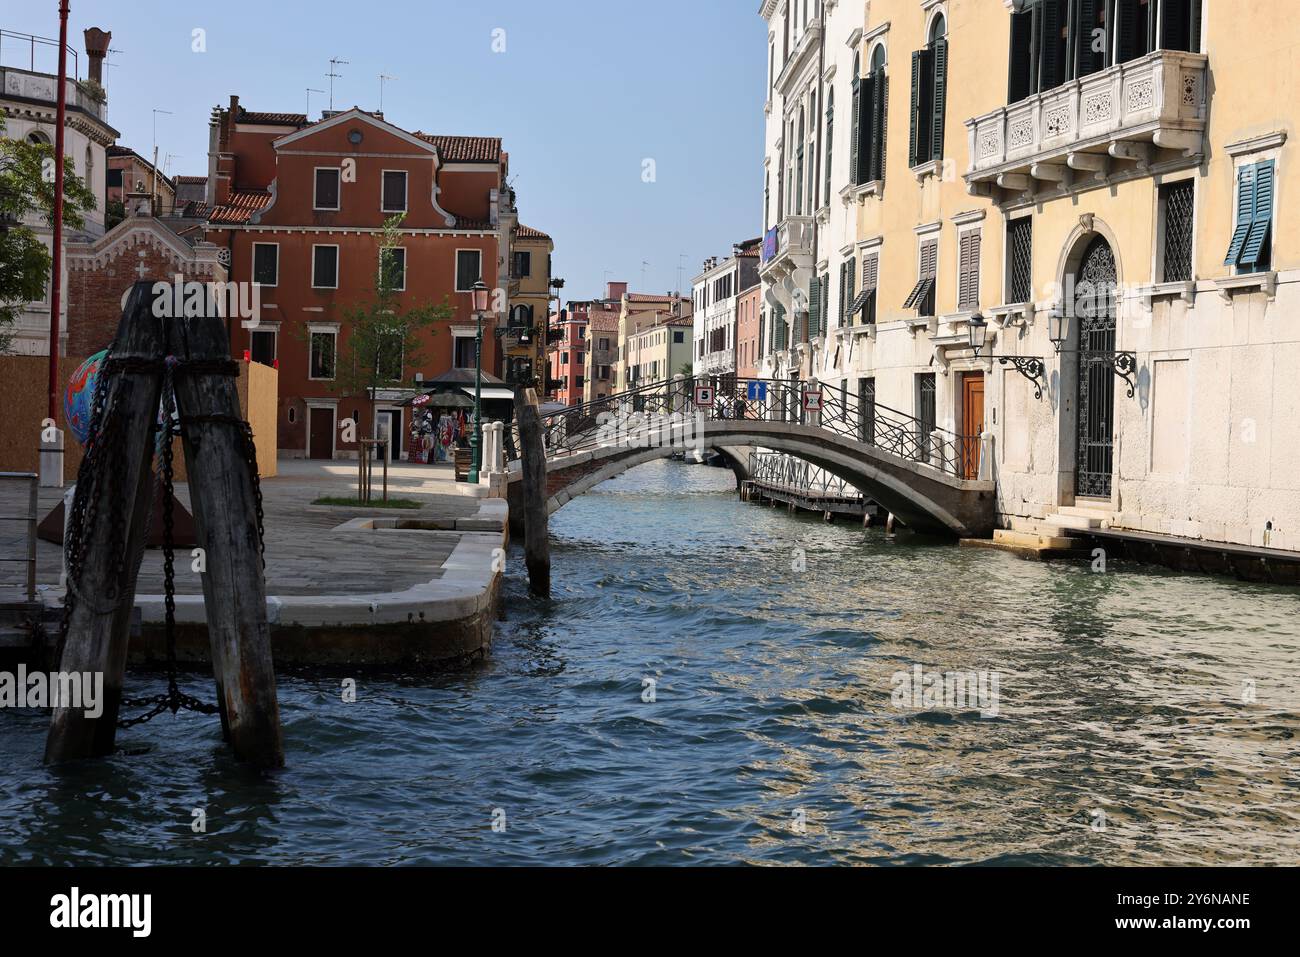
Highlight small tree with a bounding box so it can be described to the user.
[0,115,97,352]
[332,214,453,440]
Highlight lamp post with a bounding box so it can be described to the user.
[467,279,490,483]
[968,312,1047,401]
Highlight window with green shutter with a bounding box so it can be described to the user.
[824,90,834,201]
[1226,161,1275,273]
[849,55,861,185]
[855,73,873,185]
[807,278,820,341]
[869,69,888,181]
[910,19,947,169]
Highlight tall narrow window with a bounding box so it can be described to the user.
[1075,0,1108,78]
[916,373,937,462]
[456,249,482,291]
[314,167,341,210]
[903,239,938,316]
[1116,0,1154,65]
[958,231,982,310]
[381,246,407,291]
[309,331,337,380]
[859,377,876,445]
[312,245,339,289]
[1160,0,1203,53]
[1007,217,1033,304]
[1160,180,1195,283]
[869,47,888,182]
[795,108,805,215]
[824,90,834,200]
[252,243,279,287]
[381,170,408,213]
[1225,161,1275,273]
[1008,7,1035,103]
[849,54,862,184]
[909,17,947,168]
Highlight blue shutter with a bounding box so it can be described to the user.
[1224,166,1254,266]
[1239,161,1276,269]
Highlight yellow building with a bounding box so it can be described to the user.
[504,225,553,389]
[760,0,1300,553]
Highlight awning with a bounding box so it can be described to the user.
[461,386,516,401]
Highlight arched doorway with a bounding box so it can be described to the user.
[1073,235,1118,498]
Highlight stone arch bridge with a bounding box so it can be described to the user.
[505,377,995,538]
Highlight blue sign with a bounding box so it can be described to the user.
[747,381,768,403]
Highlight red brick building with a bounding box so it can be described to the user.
[198,97,524,459]
[546,304,587,406]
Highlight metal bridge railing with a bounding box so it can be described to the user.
[512,375,979,479]
[0,472,39,601]
[748,452,862,500]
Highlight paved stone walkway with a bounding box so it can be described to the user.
[0,459,487,600]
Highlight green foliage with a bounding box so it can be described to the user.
[0,115,99,351]
[331,214,453,428]
[105,199,126,231]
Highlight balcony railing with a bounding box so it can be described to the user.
[758,215,814,275]
[965,50,1207,198]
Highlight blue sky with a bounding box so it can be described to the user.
[3,0,767,303]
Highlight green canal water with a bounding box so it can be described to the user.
[2,458,1298,865]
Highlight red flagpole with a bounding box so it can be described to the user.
[48,0,71,421]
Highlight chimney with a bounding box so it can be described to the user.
[606,280,628,301]
[84,28,111,85]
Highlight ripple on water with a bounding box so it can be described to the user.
[2,458,1299,865]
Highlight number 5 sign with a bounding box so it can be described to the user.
[694,385,715,407]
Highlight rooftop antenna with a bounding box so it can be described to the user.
[103,47,124,85]
[306,87,324,119]
[378,73,396,113]
[676,252,688,299]
[641,260,651,290]
[151,108,173,213]
[327,57,349,111]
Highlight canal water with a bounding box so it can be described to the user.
[2,459,1298,865]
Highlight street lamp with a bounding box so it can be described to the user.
[968,312,1047,400]
[467,279,490,483]
[1048,302,1070,354]
[966,313,989,357]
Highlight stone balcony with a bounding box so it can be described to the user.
[758,215,815,282]
[0,65,109,124]
[964,51,1207,204]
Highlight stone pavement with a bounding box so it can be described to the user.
[0,458,491,600]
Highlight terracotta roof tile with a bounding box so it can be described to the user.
[174,175,207,184]
[626,293,688,304]
[516,224,550,241]
[205,189,272,225]
[412,133,502,163]
[238,109,307,126]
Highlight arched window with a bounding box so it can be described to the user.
[854,46,888,186]
[27,130,50,146]
[909,14,948,167]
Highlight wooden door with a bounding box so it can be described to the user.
[962,373,985,480]
[308,407,334,460]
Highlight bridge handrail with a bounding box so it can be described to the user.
[511,375,980,479]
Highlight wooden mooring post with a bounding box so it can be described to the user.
[45,285,164,762]
[515,388,551,597]
[46,281,283,768]
[169,294,284,768]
